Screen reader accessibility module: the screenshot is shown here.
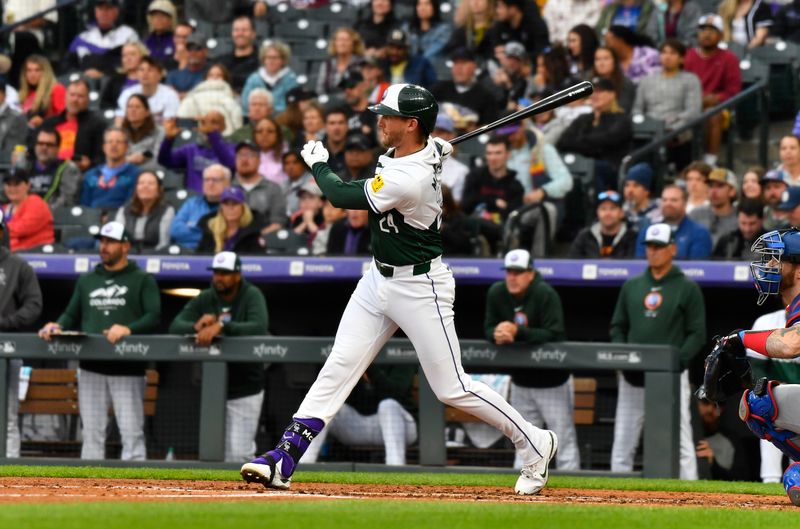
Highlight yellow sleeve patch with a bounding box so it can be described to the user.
[371,174,384,193]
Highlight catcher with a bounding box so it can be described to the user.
[697,228,800,505]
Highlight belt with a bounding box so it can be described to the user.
[375,259,432,278]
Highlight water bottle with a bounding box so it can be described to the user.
[165,447,175,461]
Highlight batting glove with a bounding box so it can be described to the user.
[432,137,453,161]
[300,140,329,168]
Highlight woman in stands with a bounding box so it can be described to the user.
[18,55,65,129]
[445,0,495,60]
[741,166,765,203]
[177,63,243,136]
[1,170,54,252]
[590,45,636,113]
[603,25,660,84]
[354,0,401,58]
[778,135,800,186]
[404,0,453,62]
[653,0,703,46]
[196,186,266,254]
[121,94,164,171]
[718,0,772,49]
[143,0,177,63]
[292,102,325,151]
[253,117,288,188]
[241,40,299,116]
[101,42,149,111]
[566,24,599,80]
[316,28,365,96]
[681,161,712,214]
[531,44,575,95]
[114,170,175,252]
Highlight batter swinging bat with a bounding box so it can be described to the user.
[449,80,594,145]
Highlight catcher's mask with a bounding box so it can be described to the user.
[750,228,800,305]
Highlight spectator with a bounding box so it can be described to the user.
[341,133,377,183]
[635,185,713,259]
[689,167,739,245]
[484,249,579,471]
[100,42,149,111]
[446,0,495,61]
[292,103,326,151]
[0,82,28,153]
[440,184,476,255]
[227,89,274,144]
[0,209,43,457]
[362,56,392,106]
[712,198,766,260]
[486,0,550,62]
[461,135,524,223]
[316,28,365,97]
[116,56,181,125]
[341,68,378,141]
[611,222,705,479]
[543,2,602,46]
[217,16,260,93]
[113,171,175,252]
[656,0,703,47]
[312,201,347,255]
[170,163,230,250]
[684,14,742,166]
[283,152,313,217]
[143,0,177,64]
[532,44,574,97]
[169,251,269,462]
[241,40,299,116]
[3,1,58,50]
[38,221,161,461]
[772,1,800,44]
[604,25,661,84]
[718,0,772,49]
[301,365,418,466]
[158,110,235,193]
[287,181,325,246]
[184,0,267,25]
[18,55,65,129]
[322,108,350,176]
[532,87,593,146]
[354,0,401,57]
[761,169,789,230]
[165,20,193,72]
[196,186,266,254]
[80,127,141,210]
[249,117,290,188]
[774,186,800,228]
[28,128,82,209]
[622,162,660,231]
[64,0,139,78]
[596,0,659,42]
[276,88,315,141]
[491,41,532,110]
[42,79,106,172]
[681,160,712,214]
[382,29,437,87]
[565,24,600,80]
[432,114,468,203]
[695,398,751,480]
[166,33,211,96]
[777,135,800,186]
[569,190,637,258]
[176,64,243,136]
[232,141,286,233]
[404,0,453,62]
[591,46,636,113]
[1,170,54,251]
[556,77,633,189]
[741,166,764,202]
[121,94,164,171]
[431,48,500,127]
[633,39,702,171]
[327,208,371,255]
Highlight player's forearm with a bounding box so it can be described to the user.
[764,327,800,359]
[311,163,370,210]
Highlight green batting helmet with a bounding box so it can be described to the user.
[368,83,438,136]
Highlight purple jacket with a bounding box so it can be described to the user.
[157,131,235,193]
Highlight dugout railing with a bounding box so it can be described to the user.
[0,334,681,478]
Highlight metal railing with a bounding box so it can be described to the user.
[0,334,682,478]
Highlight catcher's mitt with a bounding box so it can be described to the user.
[695,331,754,402]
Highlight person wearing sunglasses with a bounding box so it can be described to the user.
[26,127,83,209]
[569,190,637,258]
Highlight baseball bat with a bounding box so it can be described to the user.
[449,80,594,145]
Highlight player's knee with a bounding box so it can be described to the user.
[377,399,401,415]
[739,379,780,439]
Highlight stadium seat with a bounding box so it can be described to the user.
[52,205,104,228]
[304,2,358,26]
[156,170,185,191]
[263,229,310,255]
[208,36,234,59]
[166,189,195,209]
[631,114,665,145]
[749,41,799,116]
[60,225,100,251]
[293,40,330,63]
[273,19,329,42]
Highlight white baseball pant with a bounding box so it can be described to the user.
[225,390,265,463]
[6,359,21,458]
[610,370,697,479]
[511,378,580,470]
[78,369,146,460]
[301,399,417,465]
[295,258,551,466]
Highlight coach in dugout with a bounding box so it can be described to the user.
[38,221,161,461]
[169,251,269,462]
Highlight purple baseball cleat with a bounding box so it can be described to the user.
[240,451,293,490]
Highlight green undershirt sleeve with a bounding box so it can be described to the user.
[312,162,371,210]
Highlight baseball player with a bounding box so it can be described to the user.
[241,84,557,495]
[697,227,800,505]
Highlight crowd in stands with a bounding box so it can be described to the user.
[0,0,799,261]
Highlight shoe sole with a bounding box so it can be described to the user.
[241,464,291,490]
[516,431,558,496]
[788,487,800,507]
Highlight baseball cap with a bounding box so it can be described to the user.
[387,28,408,47]
[503,249,533,271]
[147,0,176,17]
[708,167,739,193]
[345,133,375,151]
[761,169,787,185]
[776,187,800,211]
[220,186,246,204]
[186,33,208,50]
[209,251,241,272]
[450,47,476,63]
[698,13,724,32]
[286,86,317,105]
[624,162,653,191]
[339,68,364,89]
[504,41,526,60]
[592,76,617,92]
[434,113,454,133]
[2,169,29,184]
[644,223,675,246]
[597,190,623,207]
[95,221,130,242]
[235,140,259,153]
[297,181,323,197]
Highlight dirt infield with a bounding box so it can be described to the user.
[0,477,795,510]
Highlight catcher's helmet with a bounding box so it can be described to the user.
[750,228,800,305]
[368,83,438,136]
